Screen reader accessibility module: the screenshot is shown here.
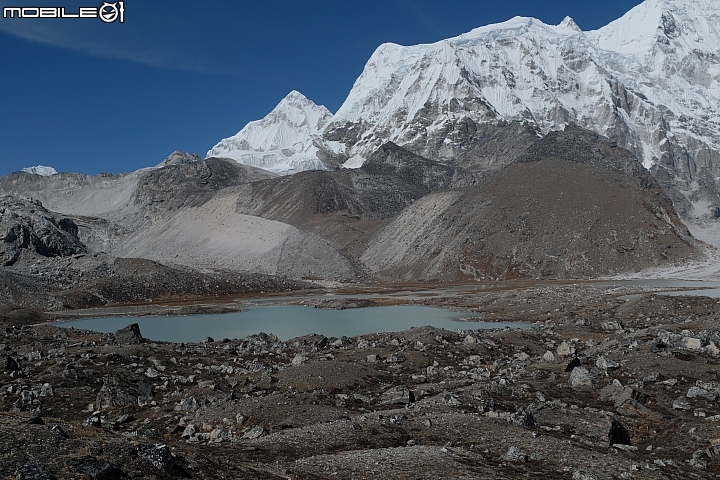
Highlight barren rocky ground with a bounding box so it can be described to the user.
[3,283,720,479]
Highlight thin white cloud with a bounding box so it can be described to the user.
[0,2,240,76]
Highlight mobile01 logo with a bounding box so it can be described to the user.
[3,2,124,23]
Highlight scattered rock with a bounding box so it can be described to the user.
[15,463,57,480]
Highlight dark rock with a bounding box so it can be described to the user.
[135,443,189,477]
[507,408,536,428]
[5,355,20,371]
[15,463,58,480]
[0,196,86,267]
[609,420,632,446]
[650,339,668,352]
[96,370,154,412]
[564,357,582,372]
[67,457,124,480]
[114,324,144,345]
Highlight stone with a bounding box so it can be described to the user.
[210,427,229,442]
[556,341,576,357]
[600,320,623,331]
[380,386,415,405]
[680,337,703,351]
[501,446,528,463]
[507,408,536,428]
[135,443,187,476]
[114,324,144,345]
[67,457,124,480]
[388,352,406,363]
[569,367,592,387]
[242,425,267,439]
[573,470,614,480]
[96,372,154,411]
[673,397,692,410]
[236,413,247,425]
[291,353,308,365]
[542,351,556,362]
[181,424,197,438]
[37,383,53,397]
[5,356,20,372]
[704,342,720,357]
[595,356,620,371]
[687,386,718,401]
[175,396,199,411]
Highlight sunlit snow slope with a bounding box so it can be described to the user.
[207,91,334,174]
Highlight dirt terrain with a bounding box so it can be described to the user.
[2,284,720,479]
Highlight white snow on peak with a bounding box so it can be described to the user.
[587,0,720,58]
[207,90,333,174]
[558,16,582,33]
[322,0,720,171]
[22,165,57,176]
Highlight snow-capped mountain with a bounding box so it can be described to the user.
[326,0,720,176]
[207,90,334,174]
[21,165,57,176]
[209,0,720,215]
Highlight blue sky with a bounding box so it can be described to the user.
[0,0,643,176]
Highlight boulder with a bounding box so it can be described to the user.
[114,324,144,345]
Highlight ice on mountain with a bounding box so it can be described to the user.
[21,165,58,176]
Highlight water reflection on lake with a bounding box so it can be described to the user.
[57,305,528,343]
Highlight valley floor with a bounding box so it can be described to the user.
[3,282,720,479]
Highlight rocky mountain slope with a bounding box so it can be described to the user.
[361,127,698,281]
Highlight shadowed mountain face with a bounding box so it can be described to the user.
[0,196,86,267]
[361,127,698,281]
[131,157,277,214]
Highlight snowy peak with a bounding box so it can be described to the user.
[588,0,720,58]
[207,91,333,174]
[558,16,582,32]
[21,165,57,176]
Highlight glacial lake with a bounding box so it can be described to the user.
[57,305,528,343]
